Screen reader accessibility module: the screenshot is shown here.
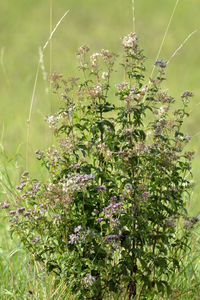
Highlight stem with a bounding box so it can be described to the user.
[136,283,145,300]
[127,112,138,299]
[152,225,159,284]
[99,98,104,185]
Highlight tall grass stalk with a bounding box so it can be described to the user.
[26,9,70,168]
[131,0,136,33]
[0,48,10,87]
[167,29,198,64]
[26,62,40,169]
[150,0,180,78]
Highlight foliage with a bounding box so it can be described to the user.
[3,32,199,299]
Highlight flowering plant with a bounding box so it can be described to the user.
[4,32,198,299]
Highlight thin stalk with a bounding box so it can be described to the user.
[26,62,40,169]
[167,30,197,64]
[49,0,53,114]
[150,0,180,79]
[131,0,136,33]
[136,283,145,300]
[0,47,11,87]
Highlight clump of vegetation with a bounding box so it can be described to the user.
[3,32,199,299]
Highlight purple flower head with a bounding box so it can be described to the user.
[17,207,25,214]
[96,185,106,191]
[154,59,167,68]
[104,203,113,211]
[1,202,10,209]
[32,236,39,243]
[142,191,151,199]
[16,183,26,191]
[30,183,40,193]
[110,196,117,203]
[105,214,111,219]
[96,218,104,222]
[9,210,16,215]
[181,90,193,99]
[69,233,79,244]
[24,209,33,217]
[76,173,95,183]
[118,151,125,155]
[74,225,82,233]
[192,216,200,223]
[104,234,119,241]
[112,202,123,209]
[107,127,113,134]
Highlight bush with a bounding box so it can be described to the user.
[4,32,199,299]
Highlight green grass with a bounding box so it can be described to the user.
[1,0,200,298]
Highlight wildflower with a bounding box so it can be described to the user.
[35,149,44,160]
[104,235,119,240]
[181,90,193,98]
[96,185,106,191]
[17,207,25,214]
[192,216,200,223]
[32,236,39,243]
[88,85,103,99]
[16,183,26,191]
[76,45,90,57]
[9,210,16,215]
[30,182,40,194]
[74,225,82,233]
[112,202,123,209]
[159,105,169,115]
[100,49,116,63]
[157,90,174,103]
[121,32,138,49]
[1,202,10,209]
[24,209,33,217]
[90,53,100,69]
[118,151,125,155]
[110,196,117,202]
[102,72,109,79]
[96,218,104,222]
[154,59,167,68]
[142,192,151,199]
[124,183,133,190]
[185,151,195,161]
[45,114,59,128]
[84,273,96,286]
[69,233,79,244]
[49,72,62,82]
[116,81,130,92]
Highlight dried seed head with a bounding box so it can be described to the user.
[121,32,138,49]
[76,45,90,56]
[181,90,193,98]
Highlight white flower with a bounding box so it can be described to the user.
[102,72,109,80]
[122,32,138,48]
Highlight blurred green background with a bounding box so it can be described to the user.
[0,0,200,211]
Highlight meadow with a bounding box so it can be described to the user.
[1,0,200,298]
